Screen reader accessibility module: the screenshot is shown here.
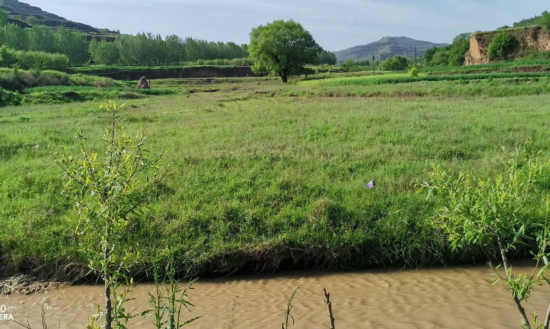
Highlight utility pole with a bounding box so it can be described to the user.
[414,46,417,66]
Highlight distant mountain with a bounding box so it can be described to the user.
[0,0,115,34]
[335,36,448,63]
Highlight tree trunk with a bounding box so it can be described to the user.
[105,278,112,329]
[104,227,113,329]
[543,303,550,329]
[323,288,336,329]
[497,237,532,329]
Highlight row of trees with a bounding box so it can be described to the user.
[0,22,250,66]
[0,24,89,65]
[0,15,251,67]
[0,14,337,73]
[89,32,336,67]
[89,34,249,66]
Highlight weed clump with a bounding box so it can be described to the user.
[0,87,21,106]
[309,198,346,226]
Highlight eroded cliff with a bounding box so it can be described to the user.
[465,26,550,65]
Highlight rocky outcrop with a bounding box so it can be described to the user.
[465,26,550,65]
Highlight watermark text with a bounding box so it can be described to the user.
[0,304,16,321]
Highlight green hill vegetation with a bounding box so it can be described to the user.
[508,10,550,29]
[0,0,114,34]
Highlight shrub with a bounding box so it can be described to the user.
[317,50,337,65]
[542,12,550,30]
[0,68,26,91]
[428,151,550,329]
[0,67,117,92]
[381,56,409,71]
[431,50,450,66]
[0,46,17,67]
[15,50,70,70]
[0,46,70,70]
[423,48,438,66]
[448,37,470,66]
[0,87,21,106]
[58,102,163,329]
[409,66,419,77]
[488,32,518,60]
[228,57,252,66]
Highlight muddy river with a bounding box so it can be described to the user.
[2,265,549,329]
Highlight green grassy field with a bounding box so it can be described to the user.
[420,57,550,74]
[301,71,550,87]
[1,70,550,279]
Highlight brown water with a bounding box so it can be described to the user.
[2,265,549,329]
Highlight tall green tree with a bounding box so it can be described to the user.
[0,24,30,50]
[317,50,337,65]
[55,27,89,65]
[541,11,550,30]
[423,47,438,66]
[28,25,57,53]
[249,20,321,83]
[0,9,8,27]
[448,36,470,66]
[89,39,120,65]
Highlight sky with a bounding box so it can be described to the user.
[24,0,549,51]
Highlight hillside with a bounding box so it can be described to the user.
[511,11,549,28]
[0,0,115,34]
[335,36,447,63]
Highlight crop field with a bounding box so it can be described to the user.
[302,71,550,86]
[1,68,550,279]
[421,58,550,74]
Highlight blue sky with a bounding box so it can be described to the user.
[25,0,549,50]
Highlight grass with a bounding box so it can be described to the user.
[288,77,550,98]
[2,69,550,280]
[301,71,550,87]
[0,68,176,106]
[422,58,550,74]
[22,86,176,104]
[0,67,121,92]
